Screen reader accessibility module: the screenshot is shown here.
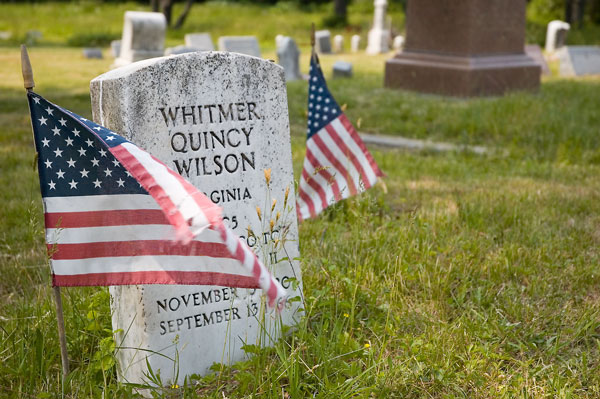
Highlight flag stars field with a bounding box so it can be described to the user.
[28,98,146,198]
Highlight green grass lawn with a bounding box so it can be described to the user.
[2,3,600,398]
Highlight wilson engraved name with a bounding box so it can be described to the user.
[160,102,260,178]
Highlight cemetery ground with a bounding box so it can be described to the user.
[2,10,600,399]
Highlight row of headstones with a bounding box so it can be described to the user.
[107,11,402,83]
[544,19,600,76]
[313,30,404,54]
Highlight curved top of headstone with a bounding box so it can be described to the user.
[91,52,285,137]
[93,51,277,82]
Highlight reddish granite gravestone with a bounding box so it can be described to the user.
[384,0,540,97]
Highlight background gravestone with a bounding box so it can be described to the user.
[276,36,302,81]
[366,0,390,54]
[545,20,570,53]
[525,44,550,76]
[333,35,344,53]
[185,33,215,51]
[110,40,121,58]
[90,52,303,385]
[385,0,540,97]
[164,45,198,55]
[351,35,361,53]
[315,30,332,54]
[114,11,166,67]
[558,46,600,76]
[218,36,261,58]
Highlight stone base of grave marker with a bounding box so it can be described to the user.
[384,0,540,97]
[90,52,303,386]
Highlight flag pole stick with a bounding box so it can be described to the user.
[310,22,316,57]
[21,44,70,379]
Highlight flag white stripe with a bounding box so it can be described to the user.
[45,225,223,244]
[296,194,313,220]
[44,194,159,213]
[329,118,378,185]
[299,158,329,211]
[319,126,364,191]
[121,142,209,228]
[52,255,254,276]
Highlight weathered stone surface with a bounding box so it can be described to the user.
[90,52,303,385]
[333,61,353,78]
[114,11,166,67]
[218,36,261,58]
[111,40,121,58]
[545,20,570,53]
[525,44,550,76]
[315,30,332,54]
[276,36,302,81]
[83,48,103,59]
[366,0,390,54]
[351,35,361,53]
[185,33,215,51]
[558,46,600,76]
[333,35,344,53]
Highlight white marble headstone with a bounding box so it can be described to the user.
[114,11,166,67]
[315,30,332,54]
[558,46,600,76]
[333,34,344,53]
[185,33,215,51]
[366,0,390,54]
[90,52,303,386]
[351,35,361,53]
[218,36,261,58]
[392,35,404,52]
[545,20,570,53]
[276,36,302,81]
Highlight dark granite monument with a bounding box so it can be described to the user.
[384,0,540,97]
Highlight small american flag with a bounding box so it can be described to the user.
[296,55,384,221]
[27,92,285,308]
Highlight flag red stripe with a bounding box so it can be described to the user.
[49,240,232,260]
[311,134,358,195]
[306,148,342,200]
[53,271,258,288]
[301,169,326,212]
[297,185,317,219]
[325,123,372,189]
[45,209,168,228]
[339,114,383,178]
[163,158,221,225]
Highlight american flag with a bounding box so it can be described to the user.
[296,55,384,221]
[27,92,285,308]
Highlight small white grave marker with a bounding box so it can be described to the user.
[218,36,261,58]
[114,11,166,67]
[558,46,600,76]
[185,33,215,51]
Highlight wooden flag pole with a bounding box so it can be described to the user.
[21,44,70,379]
[310,23,316,56]
[21,45,35,91]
